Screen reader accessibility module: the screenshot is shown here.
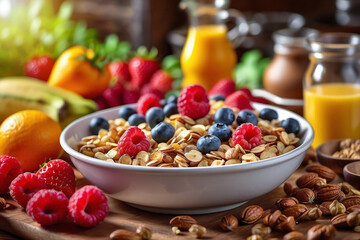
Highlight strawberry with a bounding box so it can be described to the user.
[208,78,236,97]
[239,87,271,104]
[109,61,131,83]
[122,89,140,104]
[36,159,76,198]
[129,47,160,90]
[224,90,254,110]
[149,70,174,94]
[140,83,164,99]
[24,55,55,82]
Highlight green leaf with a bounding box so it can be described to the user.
[162,55,180,71]
[58,1,73,20]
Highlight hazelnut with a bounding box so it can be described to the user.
[189,224,206,238]
[136,226,152,240]
[284,182,294,196]
[307,207,323,220]
[329,200,346,216]
[220,215,238,231]
[251,223,271,238]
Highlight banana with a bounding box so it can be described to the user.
[0,93,65,122]
[0,77,97,115]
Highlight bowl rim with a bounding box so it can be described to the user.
[343,161,360,177]
[60,103,314,174]
[316,139,355,162]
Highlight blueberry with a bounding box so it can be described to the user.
[259,108,278,121]
[89,117,109,135]
[197,135,221,154]
[160,99,167,108]
[208,123,232,142]
[210,95,226,101]
[163,103,178,117]
[281,118,301,134]
[237,110,258,126]
[214,107,235,125]
[167,95,178,104]
[151,122,175,143]
[145,107,165,128]
[118,106,136,120]
[128,114,146,126]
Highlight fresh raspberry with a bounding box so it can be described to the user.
[24,55,55,82]
[118,126,150,157]
[10,172,47,208]
[140,83,164,100]
[102,87,122,107]
[68,185,109,228]
[122,89,140,105]
[0,155,23,194]
[208,78,236,97]
[36,159,76,198]
[136,94,161,116]
[177,84,210,119]
[26,189,68,226]
[224,91,254,110]
[109,61,131,83]
[149,70,174,94]
[232,123,262,150]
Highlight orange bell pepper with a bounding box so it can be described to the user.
[48,46,111,99]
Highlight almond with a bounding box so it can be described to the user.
[315,184,341,203]
[283,182,294,196]
[292,188,315,204]
[169,215,198,230]
[283,231,305,240]
[263,210,282,228]
[109,229,141,240]
[240,205,264,224]
[341,196,360,209]
[307,224,336,240]
[283,204,309,222]
[305,164,336,182]
[331,213,349,228]
[295,172,319,189]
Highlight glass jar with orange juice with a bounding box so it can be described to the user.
[180,0,247,90]
[304,33,360,148]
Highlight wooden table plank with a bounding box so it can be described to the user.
[0,165,359,240]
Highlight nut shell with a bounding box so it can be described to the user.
[341,196,360,209]
[307,224,336,240]
[296,172,318,189]
[315,184,341,203]
[331,213,349,228]
[276,197,299,210]
[283,204,309,222]
[220,215,238,231]
[283,231,305,240]
[292,188,315,204]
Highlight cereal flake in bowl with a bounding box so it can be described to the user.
[60,103,314,214]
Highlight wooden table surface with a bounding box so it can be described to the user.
[0,160,359,240]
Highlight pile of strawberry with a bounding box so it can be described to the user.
[0,156,109,227]
[208,78,270,109]
[96,47,175,110]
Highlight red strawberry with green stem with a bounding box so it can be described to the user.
[149,69,174,94]
[129,47,160,90]
[36,159,76,198]
[109,61,131,84]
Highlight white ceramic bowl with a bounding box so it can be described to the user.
[60,103,314,214]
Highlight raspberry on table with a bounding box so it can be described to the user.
[0,155,23,194]
[232,123,262,150]
[68,185,109,228]
[118,126,150,158]
[26,189,69,226]
[137,94,161,116]
[10,172,47,208]
[177,84,210,119]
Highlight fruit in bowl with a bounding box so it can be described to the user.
[60,85,314,214]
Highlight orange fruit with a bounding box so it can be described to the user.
[0,110,62,172]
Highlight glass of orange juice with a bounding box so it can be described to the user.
[179,0,248,90]
[304,33,360,148]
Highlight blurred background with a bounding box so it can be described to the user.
[1,0,360,77]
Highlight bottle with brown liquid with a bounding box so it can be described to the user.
[263,28,318,100]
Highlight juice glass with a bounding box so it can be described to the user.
[180,0,247,90]
[304,33,360,148]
